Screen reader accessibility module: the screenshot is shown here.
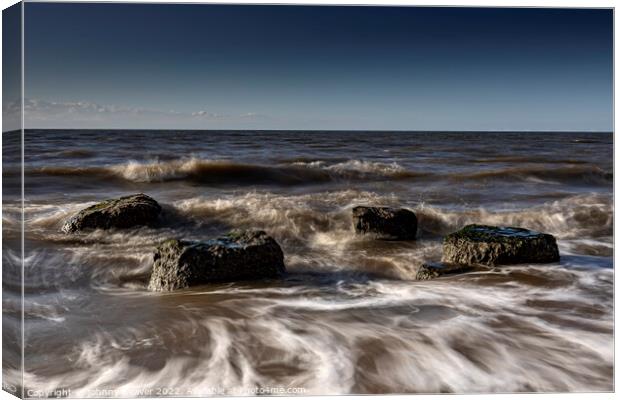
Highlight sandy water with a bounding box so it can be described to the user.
[2,130,613,395]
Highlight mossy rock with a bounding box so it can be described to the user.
[442,224,560,266]
[148,230,286,291]
[61,193,161,233]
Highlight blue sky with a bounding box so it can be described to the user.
[14,4,614,131]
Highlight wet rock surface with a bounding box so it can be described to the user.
[416,262,486,281]
[61,193,162,233]
[352,206,417,240]
[148,230,286,291]
[442,224,560,266]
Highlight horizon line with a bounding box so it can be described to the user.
[3,128,614,134]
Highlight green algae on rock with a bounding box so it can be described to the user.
[148,230,286,291]
[442,224,560,266]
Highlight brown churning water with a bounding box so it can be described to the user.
[2,130,613,395]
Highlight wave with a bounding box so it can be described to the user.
[448,165,611,185]
[172,189,391,248]
[25,157,611,187]
[174,191,612,241]
[31,160,329,185]
[14,190,612,285]
[173,191,612,277]
[52,148,97,158]
[469,156,588,164]
[416,193,612,239]
[290,159,422,179]
[112,159,335,184]
[28,158,419,185]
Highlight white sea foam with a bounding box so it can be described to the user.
[15,265,613,395]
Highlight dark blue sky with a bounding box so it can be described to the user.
[3,2,21,132]
[22,4,612,130]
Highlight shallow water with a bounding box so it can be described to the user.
[2,130,614,395]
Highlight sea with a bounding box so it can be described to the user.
[2,129,614,395]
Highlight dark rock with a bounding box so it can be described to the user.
[148,230,286,291]
[61,193,162,233]
[416,261,487,280]
[442,224,560,266]
[352,206,417,240]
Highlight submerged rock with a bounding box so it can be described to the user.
[61,193,161,233]
[442,224,560,266]
[352,206,417,240]
[148,230,286,291]
[416,261,487,280]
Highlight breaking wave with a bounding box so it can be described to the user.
[18,189,611,255]
[25,159,611,186]
[15,189,611,287]
[416,193,613,239]
[28,158,418,185]
[173,191,612,243]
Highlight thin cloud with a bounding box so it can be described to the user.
[9,98,269,129]
[191,110,224,118]
[238,112,270,120]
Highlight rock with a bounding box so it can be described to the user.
[416,261,487,280]
[148,230,286,291]
[352,206,417,240]
[442,224,560,266]
[61,193,161,233]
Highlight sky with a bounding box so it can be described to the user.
[5,4,614,131]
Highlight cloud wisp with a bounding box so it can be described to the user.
[4,98,270,129]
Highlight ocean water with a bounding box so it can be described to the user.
[2,130,614,395]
